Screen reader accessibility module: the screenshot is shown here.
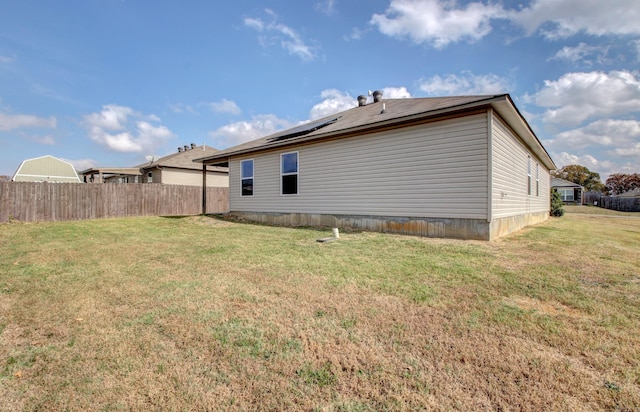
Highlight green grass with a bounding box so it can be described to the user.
[0,212,639,411]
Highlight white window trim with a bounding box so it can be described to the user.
[240,159,254,197]
[535,163,539,197]
[280,151,299,196]
[527,156,532,196]
[560,188,574,202]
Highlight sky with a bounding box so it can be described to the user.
[1,0,639,181]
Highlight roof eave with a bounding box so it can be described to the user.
[490,96,556,170]
[195,94,557,171]
[195,95,509,166]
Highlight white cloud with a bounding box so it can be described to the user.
[209,114,295,148]
[210,99,241,116]
[613,142,640,157]
[344,27,366,41]
[381,86,412,99]
[528,70,640,126]
[0,112,57,130]
[548,43,609,65]
[552,151,614,173]
[370,0,505,48]
[62,158,98,172]
[370,0,640,49]
[553,119,640,149]
[169,103,198,115]
[314,0,336,15]
[83,105,175,153]
[244,11,318,61]
[510,0,640,39]
[308,89,357,120]
[419,72,511,95]
[0,55,14,63]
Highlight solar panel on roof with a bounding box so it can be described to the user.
[268,116,340,142]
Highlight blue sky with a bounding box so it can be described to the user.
[1,0,639,180]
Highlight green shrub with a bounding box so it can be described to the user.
[550,188,565,217]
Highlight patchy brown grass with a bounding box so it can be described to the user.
[0,211,639,411]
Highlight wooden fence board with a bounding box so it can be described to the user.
[583,191,640,212]
[0,182,229,223]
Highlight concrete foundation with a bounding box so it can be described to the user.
[489,211,549,240]
[229,211,549,241]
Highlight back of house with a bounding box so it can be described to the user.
[196,93,555,240]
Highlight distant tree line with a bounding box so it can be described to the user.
[605,173,640,195]
[552,165,640,195]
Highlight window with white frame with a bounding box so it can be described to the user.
[536,163,539,196]
[281,152,298,195]
[527,156,532,195]
[241,159,254,196]
[559,188,574,202]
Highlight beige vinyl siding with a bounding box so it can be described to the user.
[491,112,550,218]
[230,114,489,219]
[13,156,80,183]
[160,168,229,187]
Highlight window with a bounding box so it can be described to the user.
[559,188,574,202]
[241,159,254,196]
[147,172,153,183]
[527,156,532,195]
[535,163,539,196]
[281,152,298,195]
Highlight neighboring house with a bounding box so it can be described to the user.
[80,144,229,187]
[551,177,583,204]
[617,188,640,198]
[12,155,81,183]
[195,93,556,240]
[80,167,143,183]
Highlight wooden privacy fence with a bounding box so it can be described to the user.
[584,191,640,212]
[0,182,228,223]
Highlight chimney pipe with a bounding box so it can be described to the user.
[373,90,383,103]
[357,95,367,107]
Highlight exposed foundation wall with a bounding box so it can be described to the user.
[231,210,549,240]
[230,211,491,240]
[489,210,549,240]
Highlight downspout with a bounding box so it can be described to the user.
[202,164,207,214]
[487,108,494,225]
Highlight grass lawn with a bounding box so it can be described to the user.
[1,209,639,411]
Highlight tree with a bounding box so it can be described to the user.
[605,173,640,195]
[0,175,11,182]
[551,164,605,192]
[550,188,565,217]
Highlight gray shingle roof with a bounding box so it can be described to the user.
[140,145,227,172]
[194,94,556,170]
[551,177,583,188]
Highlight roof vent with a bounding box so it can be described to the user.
[191,143,196,149]
[184,145,189,151]
[178,147,183,152]
[357,95,367,107]
[373,90,383,103]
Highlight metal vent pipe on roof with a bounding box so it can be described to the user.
[184,145,189,151]
[178,147,183,152]
[357,95,367,107]
[373,90,383,103]
[191,143,196,149]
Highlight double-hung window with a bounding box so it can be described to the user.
[527,156,532,196]
[241,159,254,196]
[281,152,298,195]
[535,163,539,196]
